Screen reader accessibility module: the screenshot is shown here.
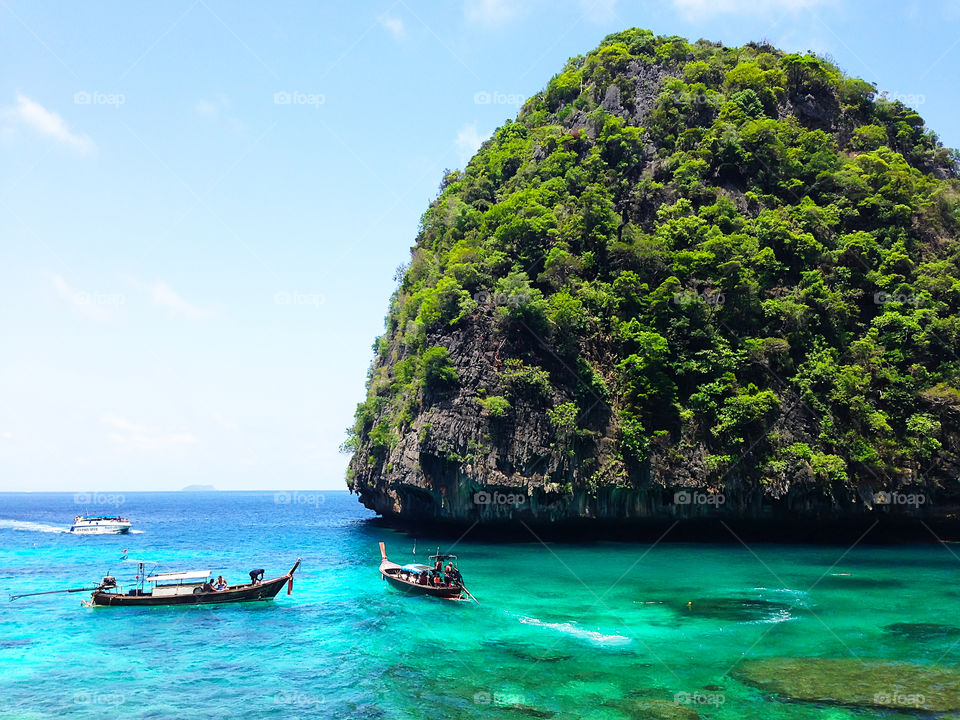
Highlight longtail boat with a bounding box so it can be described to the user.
[378,542,477,603]
[10,558,301,607]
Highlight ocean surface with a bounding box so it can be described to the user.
[2,491,960,719]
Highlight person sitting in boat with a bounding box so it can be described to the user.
[201,579,214,592]
[418,571,428,585]
[214,575,228,591]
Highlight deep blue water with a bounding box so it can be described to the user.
[3,491,960,719]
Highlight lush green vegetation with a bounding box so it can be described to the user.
[348,29,960,495]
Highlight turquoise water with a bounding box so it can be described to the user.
[2,492,960,718]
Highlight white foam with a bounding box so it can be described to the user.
[517,616,631,646]
[0,519,68,534]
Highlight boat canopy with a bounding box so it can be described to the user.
[145,570,210,582]
[400,564,432,573]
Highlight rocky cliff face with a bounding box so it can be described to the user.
[346,29,960,537]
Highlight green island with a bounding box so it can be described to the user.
[346,28,960,536]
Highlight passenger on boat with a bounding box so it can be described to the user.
[418,571,428,585]
[215,576,228,591]
[201,580,214,592]
[249,569,265,585]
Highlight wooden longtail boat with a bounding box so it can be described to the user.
[10,559,301,607]
[378,542,477,602]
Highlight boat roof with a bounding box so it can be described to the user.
[145,570,210,582]
[401,564,432,573]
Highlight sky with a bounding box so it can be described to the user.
[1,0,958,492]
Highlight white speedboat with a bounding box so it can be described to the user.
[69,515,131,535]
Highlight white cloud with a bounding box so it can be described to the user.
[102,414,199,452]
[5,94,94,153]
[148,281,216,319]
[194,94,244,135]
[464,0,517,26]
[378,15,405,39]
[48,272,124,322]
[670,0,825,19]
[455,123,485,167]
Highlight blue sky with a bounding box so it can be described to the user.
[1,0,958,492]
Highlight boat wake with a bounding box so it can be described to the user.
[129,529,145,534]
[516,615,631,646]
[0,519,68,534]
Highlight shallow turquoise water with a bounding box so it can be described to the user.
[2,492,960,718]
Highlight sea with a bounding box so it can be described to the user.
[1,491,959,719]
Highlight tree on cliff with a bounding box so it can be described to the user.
[345,29,960,523]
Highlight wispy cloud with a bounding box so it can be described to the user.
[378,15,405,39]
[670,0,825,19]
[455,123,485,167]
[4,94,94,153]
[464,0,517,26]
[48,272,124,322]
[194,93,245,135]
[148,281,217,319]
[102,414,199,452]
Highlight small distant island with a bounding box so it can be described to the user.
[181,484,217,492]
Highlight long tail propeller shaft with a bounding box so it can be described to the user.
[9,586,100,602]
